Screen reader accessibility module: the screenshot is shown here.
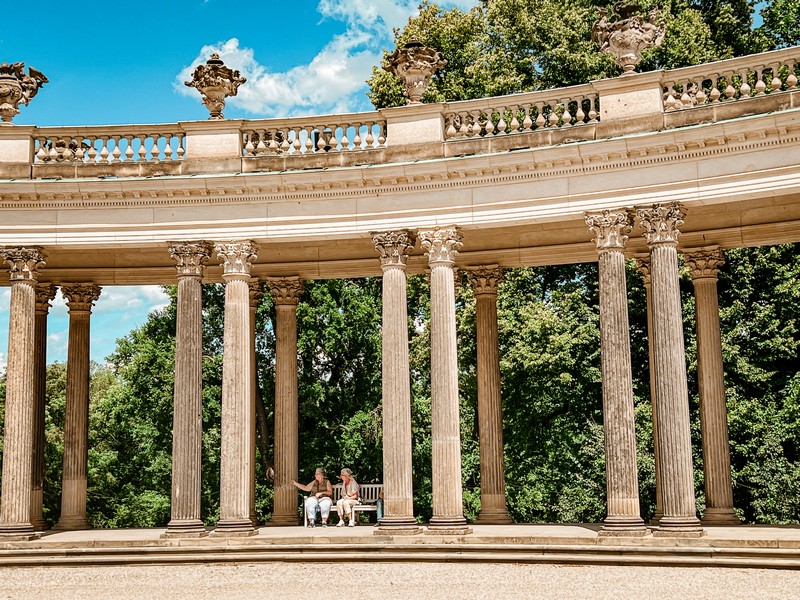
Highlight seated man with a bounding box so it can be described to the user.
[335,468,359,527]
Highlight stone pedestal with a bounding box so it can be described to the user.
[372,231,422,534]
[0,247,46,539]
[419,227,471,535]
[212,241,258,537]
[266,277,304,526]
[684,248,740,526]
[248,280,264,526]
[586,211,647,536]
[466,266,512,525]
[31,283,56,531]
[636,203,703,537]
[164,242,212,538]
[55,283,102,531]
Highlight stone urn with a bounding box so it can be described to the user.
[184,53,247,120]
[0,62,48,124]
[384,36,447,104]
[591,3,665,74]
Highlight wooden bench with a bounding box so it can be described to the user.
[302,482,383,526]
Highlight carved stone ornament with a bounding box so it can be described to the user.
[34,282,57,312]
[585,209,634,251]
[215,241,259,276]
[371,230,416,269]
[466,265,504,296]
[1,246,46,282]
[684,247,725,280]
[633,254,652,285]
[169,241,213,277]
[591,3,666,74]
[184,53,247,120]
[61,283,102,312]
[383,36,447,105]
[0,62,48,124]
[248,279,264,307]
[637,202,686,246]
[419,226,463,265]
[267,276,304,306]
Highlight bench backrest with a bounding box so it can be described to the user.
[330,482,382,504]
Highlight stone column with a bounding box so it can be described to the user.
[248,280,264,526]
[31,283,56,531]
[634,254,664,524]
[266,276,303,526]
[465,266,512,525]
[0,247,45,539]
[372,231,421,534]
[586,210,647,536]
[164,242,212,537]
[419,227,471,534]
[636,203,703,536]
[55,283,102,531]
[684,248,740,526]
[212,241,258,536]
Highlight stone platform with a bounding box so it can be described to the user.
[1,524,799,570]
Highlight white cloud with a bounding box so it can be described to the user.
[93,285,169,314]
[177,1,480,117]
[0,351,6,375]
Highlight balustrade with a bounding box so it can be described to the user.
[33,127,185,164]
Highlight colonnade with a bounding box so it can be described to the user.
[0,201,741,538]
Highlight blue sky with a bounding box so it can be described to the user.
[0,0,479,369]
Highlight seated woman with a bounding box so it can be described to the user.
[291,467,333,527]
[335,468,360,527]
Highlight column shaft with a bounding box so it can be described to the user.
[248,281,263,526]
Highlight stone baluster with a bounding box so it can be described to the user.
[248,279,264,526]
[212,241,259,536]
[419,227,471,534]
[55,283,102,531]
[371,231,422,534]
[164,242,212,537]
[586,210,647,536]
[31,283,56,531]
[466,266,512,525]
[634,254,664,524]
[267,276,304,526]
[684,247,740,526]
[0,247,46,539]
[636,203,703,537]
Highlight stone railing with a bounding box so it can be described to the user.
[241,112,386,156]
[443,84,600,139]
[661,47,799,110]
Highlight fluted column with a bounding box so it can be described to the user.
[419,227,471,534]
[372,231,421,534]
[31,283,56,531]
[212,241,258,536]
[586,210,647,536]
[466,266,512,525]
[248,280,264,526]
[637,203,703,537]
[55,283,101,531]
[684,248,740,526]
[164,242,212,537]
[266,276,303,526]
[634,254,664,524]
[0,247,45,539]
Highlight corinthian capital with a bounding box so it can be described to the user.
[1,246,46,282]
[466,265,503,296]
[267,276,303,306]
[168,241,214,277]
[61,283,102,312]
[633,254,651,285]
[419,226,463,266]
[371,230,416,269]
[215,241,259,277]
[585,209,633,251]
[683,247,725,280]
[34,283,57,312]
[248,279,264,308]
[636,202,686,246]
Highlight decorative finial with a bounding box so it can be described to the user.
[383,36,447,105]
[184,53,247,119]
[591,3,665,75]
[0,63,48,124]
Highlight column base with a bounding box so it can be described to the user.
[653,515,705,537]
[599,515,648,537]
[249,512,259,527]
[162,519,208,538]
[265,512,301,526]
[427,516,472,536]
[701,507,741,526]
[29,516,48,532]
[650,510,663,526]
[53,515,89,531]
[374,516,423,535]
[474,509,513,525]
[0,522,40,540]
[210,518,256,537]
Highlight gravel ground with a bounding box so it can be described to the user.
[0,562,798,600]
